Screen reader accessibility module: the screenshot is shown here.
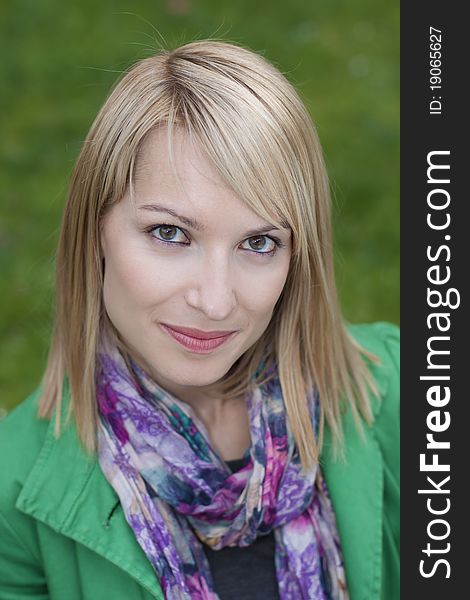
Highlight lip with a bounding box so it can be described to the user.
[160,323,238,354]
[161,323,237,339]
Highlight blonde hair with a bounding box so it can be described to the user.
[39,39,378,470]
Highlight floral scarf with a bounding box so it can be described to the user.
[96,338,349,600]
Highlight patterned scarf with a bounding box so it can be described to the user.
[96,337,349,600]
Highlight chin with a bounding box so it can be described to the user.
[163,364,229,388]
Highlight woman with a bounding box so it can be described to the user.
[0,40,399,599]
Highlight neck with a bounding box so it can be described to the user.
[157,383,251,462]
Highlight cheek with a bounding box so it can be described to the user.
[238,259,290,316]
[102,242,177,320]
[104,250,144,304]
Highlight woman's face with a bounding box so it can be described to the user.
[100,128,292,403]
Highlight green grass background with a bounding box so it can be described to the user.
[0,0,399,414]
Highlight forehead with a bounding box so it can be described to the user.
[135,127,226,195]
[132,127,289,230]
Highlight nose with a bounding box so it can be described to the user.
[184,253,237,321]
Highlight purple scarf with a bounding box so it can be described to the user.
[96,338,349,599]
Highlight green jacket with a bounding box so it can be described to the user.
[0,322,399,600]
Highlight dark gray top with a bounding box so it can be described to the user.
[202,458,280,599]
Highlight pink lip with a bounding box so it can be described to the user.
[160,323,238,354]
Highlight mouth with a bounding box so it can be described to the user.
[159,323,238,354]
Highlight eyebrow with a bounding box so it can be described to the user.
[138,203,290,236]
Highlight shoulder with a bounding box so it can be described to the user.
[323,322,400,600]
[347,321,400,419]
[0,388,50,516]
[323,321,400,472]
[347,320,399,374]
[345,321,400,480]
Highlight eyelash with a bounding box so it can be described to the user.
[144,224,285,257]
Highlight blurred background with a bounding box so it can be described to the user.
[0,0,399,414]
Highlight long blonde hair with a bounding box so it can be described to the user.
[39,40,378,470]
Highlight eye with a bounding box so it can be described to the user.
[149,225,189,245]
[241,235,279,255]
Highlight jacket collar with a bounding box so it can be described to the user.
[16,368,389,600]
[16,403,164,599]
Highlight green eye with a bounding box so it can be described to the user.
[242,236,277,254]
[158,226,178,241]
[150,225,189,245]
